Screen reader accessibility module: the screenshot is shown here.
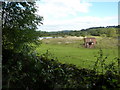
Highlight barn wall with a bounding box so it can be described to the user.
[84,38,96,48]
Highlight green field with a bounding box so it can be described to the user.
[36,36,118,69]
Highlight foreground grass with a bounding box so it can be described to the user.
[35,36,118,69]
[36,43,118,69]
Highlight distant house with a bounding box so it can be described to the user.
[84,37,96,48]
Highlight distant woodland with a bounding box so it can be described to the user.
[38,26,119,37]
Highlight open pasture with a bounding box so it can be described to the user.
[36,36,118,69]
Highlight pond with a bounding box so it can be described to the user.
[38,37,62,40]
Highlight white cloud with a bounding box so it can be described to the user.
[36,0,92,19]
[36,0,92,27]
[38,16,118,31]
[36,1,118,31]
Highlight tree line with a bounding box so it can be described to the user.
[38,26,118,38]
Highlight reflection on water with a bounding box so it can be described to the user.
[38,37,62,40]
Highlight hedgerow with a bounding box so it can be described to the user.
[3,49,120,89]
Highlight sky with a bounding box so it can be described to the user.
[36,0,118,32]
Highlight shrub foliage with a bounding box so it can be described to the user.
[3,49,120,89]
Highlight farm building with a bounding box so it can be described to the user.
[84,37,96,48]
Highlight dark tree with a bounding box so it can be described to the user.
[2,2,43,89]
[2,2,43,51]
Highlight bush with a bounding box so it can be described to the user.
[3,49,120,89]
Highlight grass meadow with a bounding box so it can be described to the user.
[36,36,118,69]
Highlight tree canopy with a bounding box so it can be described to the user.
[2,2,43,51]
[37,26,118,38]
